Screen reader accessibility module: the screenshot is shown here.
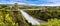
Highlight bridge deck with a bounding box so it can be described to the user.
[0,9,42,11]
[20,8,46,10]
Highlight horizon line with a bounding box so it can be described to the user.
[0,3,60,6]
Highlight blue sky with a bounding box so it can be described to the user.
[0,0,60,6]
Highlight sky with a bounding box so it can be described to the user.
[0,0,60,6]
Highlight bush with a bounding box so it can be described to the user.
[0,22,18,26]
[39,18,60,26]
[0,12,18,26]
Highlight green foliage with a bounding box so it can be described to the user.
[1,4,60,26]
[39,18,60,26]
[0,11,18,26]
[0,22,18,26]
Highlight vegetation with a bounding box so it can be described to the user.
[40,18,60,26]
[0,11,18,26]
[0,3,60,26]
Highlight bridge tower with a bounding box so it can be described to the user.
[12,3,29,26]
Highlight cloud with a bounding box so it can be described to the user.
[26,4,60,6]
[0,0,60,6]
[24,0,60,4]
[22,0,54,4]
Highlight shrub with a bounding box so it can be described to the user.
[0,22,18,26]
[0,12,18,26]
[39,18,60,26]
